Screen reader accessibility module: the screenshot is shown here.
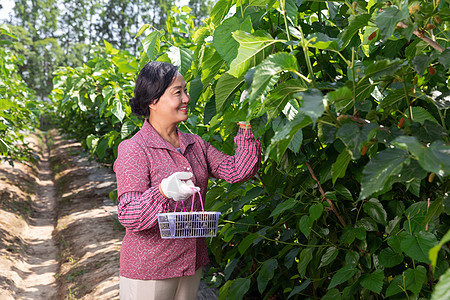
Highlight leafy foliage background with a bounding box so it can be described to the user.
[10,0,450,298]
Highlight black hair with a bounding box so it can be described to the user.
[129,61,178,117]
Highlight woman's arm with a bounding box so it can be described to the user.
[207,126,262,183]
[117,190,168,231]
[114,140,169,231]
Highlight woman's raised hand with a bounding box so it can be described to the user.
[159,172,200,201]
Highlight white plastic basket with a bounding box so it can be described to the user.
[157,188,221,239]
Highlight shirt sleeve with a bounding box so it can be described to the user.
[206,127,262,183]
[114,139,169,231]
[117,190,168,231]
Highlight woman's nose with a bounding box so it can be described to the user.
[182,91,190,104]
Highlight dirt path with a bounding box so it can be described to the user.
[0,130,218,299]
[14,135,59,299]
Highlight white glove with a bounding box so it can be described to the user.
[159,172,200,202]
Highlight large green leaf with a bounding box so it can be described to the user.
[401,231,438,263]
[431,268,450,300]
[213,16,240,65]
[249,52,298,102]
[359,148,409,200]
[404,266,426,294]
[340,14,371,48]
[227,278,251,299]
[201,51,224,87]
[264,79,308,120]
[210,0,233,25]
[297,247,313,278]
[363,198,387,225]
[309,203,323,221]
[375,5,409,39]
[360,269,384,294]
[142,31,161,61]
[331,148,352,185]
[257,258,278,293]
[407,106,440,125]
[294,89,325,125]
[308,33,343,51]
[326,86,352,113]
[378,247,404,267]
[336,122,377,160]
[269,198,297,218]
[121,120,136,139]
[238,233,259,255]
[215,73,245,112]
[229,30,284,78]
[287,279,311,299]
[284,0,298,26]
[380,88,406,109]
[386,275,405,297]
[167,47,193,76]
[112,98,125,122]
[430,229,450,272]
[319,246,338,268]
[328,265,357,289]
[363,59,404,80]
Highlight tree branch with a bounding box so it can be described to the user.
[397,22,445,53]
[305,161,347,227]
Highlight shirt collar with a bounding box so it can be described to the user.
[140,119,195,154]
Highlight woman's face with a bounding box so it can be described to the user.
[149,72,190,124]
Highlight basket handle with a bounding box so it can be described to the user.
[173,188,204,212]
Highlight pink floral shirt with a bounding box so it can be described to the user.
[113,120,261,280]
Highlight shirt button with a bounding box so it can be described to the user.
[186,167,190,171]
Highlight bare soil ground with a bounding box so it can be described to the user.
[0,130,218,299]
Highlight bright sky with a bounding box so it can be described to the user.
[0,0,192,23]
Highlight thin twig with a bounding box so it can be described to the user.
[397,22,445,53]
[305,161,347,227]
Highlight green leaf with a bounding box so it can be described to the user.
[142,31,160,60]
[215,73,244,112]
[376,5,409,39]
[360,269,384,294]
[412,55,432,76]
[309,203,324,221]
[363,198,387,225]
[112,98,125,122]
[328,265,357,289]
[228,278,251,299]
[363,59,404,80]
[407,106,440,125]
[331,148,352,185]
[284,0,298,26]
[229,30,284,78]
[287,279,311,299]
[210,0,233,25]
[167,47,193,76]
[380,88,406,109]
[270,198,297,218]
[96,138,109,159]
[401,231,438,263]
[135,24,150,38]
[257,258,278,293]
[378,247,404,267]
[299,215,311,238]
[213,16,240,65]
[340,14,371,48]
[431,268,450,300]
[386,275,405,297]
[322,289,342,300]
[337,122,377,160]
[297,248,313,278]
[264,79,308,120]
[238,233,259,255]
[308,33,343,51]
[0,138,9,153]
[249,52,298,102]
[326,86,352,113]
[429,229,450,272]
[121,120,136,139]
[294,89,325,125]
[359,148,409,200]
[438,49,450,69]
[0,99,15,110]
[404,265,426,294]
[319,246,339,268]
[201,51,224,87]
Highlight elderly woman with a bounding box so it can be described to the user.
[114,61,261,300]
